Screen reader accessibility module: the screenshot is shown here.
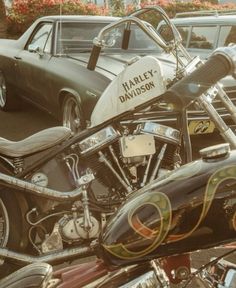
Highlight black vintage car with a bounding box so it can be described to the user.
[0,15,176,133]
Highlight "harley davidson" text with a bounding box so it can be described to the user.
[119,70,156,103]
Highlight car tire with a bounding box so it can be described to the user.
[62,94,85,134]
[0,191,25,277]
[0,71,20,111]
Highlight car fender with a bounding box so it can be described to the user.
[59,88,82,112]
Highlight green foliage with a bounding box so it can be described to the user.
[109,0,125,16]
[7,0,109,35]
[7,0,236,37]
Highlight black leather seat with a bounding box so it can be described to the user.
[0,127,71,157]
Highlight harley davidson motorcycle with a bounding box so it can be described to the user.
[0,5,235,282]
[1,23,236,287]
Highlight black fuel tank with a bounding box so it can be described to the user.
[100,145,236,266]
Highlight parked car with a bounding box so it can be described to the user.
[157,10,236,124]
[0,15,176,134]
[158,10,236,59]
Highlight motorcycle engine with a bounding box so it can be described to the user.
[28,122,181,251]
[78,122,181,198]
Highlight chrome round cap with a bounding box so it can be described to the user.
[200,143,230,160]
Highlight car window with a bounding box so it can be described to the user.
[218,25,236,46]
[104,24,161,50]
[44,29,52,53]
[176,26,189,47]
[58,22,106,41]
[27,23,53,53]
[158,24,189,47]
[189,26,217,49]
[56,22,107,53]
[56,21,162,54]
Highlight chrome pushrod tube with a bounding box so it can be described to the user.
[0,172,83,201]
[197,94,236,148]
[0,245,92,264]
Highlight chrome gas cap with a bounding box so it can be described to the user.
[200,143,230,160]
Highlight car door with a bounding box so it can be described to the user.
[15,22,53,108]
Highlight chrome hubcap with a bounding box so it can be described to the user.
[63,97,81,134]
[0,74,6,108]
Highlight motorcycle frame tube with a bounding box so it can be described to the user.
[216,84,236,124]
[0,245,93,265]
[0,171,83,201]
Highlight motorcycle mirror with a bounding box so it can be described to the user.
[28,44,43,56]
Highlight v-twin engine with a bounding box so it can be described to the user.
[77,121,181,198]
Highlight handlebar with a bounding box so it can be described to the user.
[87,46,101,71]
[169,48,236,105]
[87,16,169,71]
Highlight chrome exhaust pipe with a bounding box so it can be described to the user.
[0,245,93,265]
[0,172,82,201]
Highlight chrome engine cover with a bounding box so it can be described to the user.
[140,122,180,145]
[60,215,100,241]
[120,134,156,158]
[78,126,120,155]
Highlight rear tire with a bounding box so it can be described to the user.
[0,192,26,277]
[0,71,20,111]
[62,94,84,134]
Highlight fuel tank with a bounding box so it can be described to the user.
[90,56,166,127]
[100,144,236,266]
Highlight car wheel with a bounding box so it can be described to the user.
[0,71,20,111]
[0,192,25,277]
[62,94,84,134]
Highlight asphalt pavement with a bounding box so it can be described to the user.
[0,102,59,140]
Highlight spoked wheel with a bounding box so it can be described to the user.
[0,71,20,111]
[0,192,25,277]
[62,94,84,134]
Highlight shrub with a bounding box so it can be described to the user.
[125,0,236,29]
[7,0,109,35]
[7,0,236,36]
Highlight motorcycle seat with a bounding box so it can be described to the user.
[0,126,72,158]
[0,262,53,288]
